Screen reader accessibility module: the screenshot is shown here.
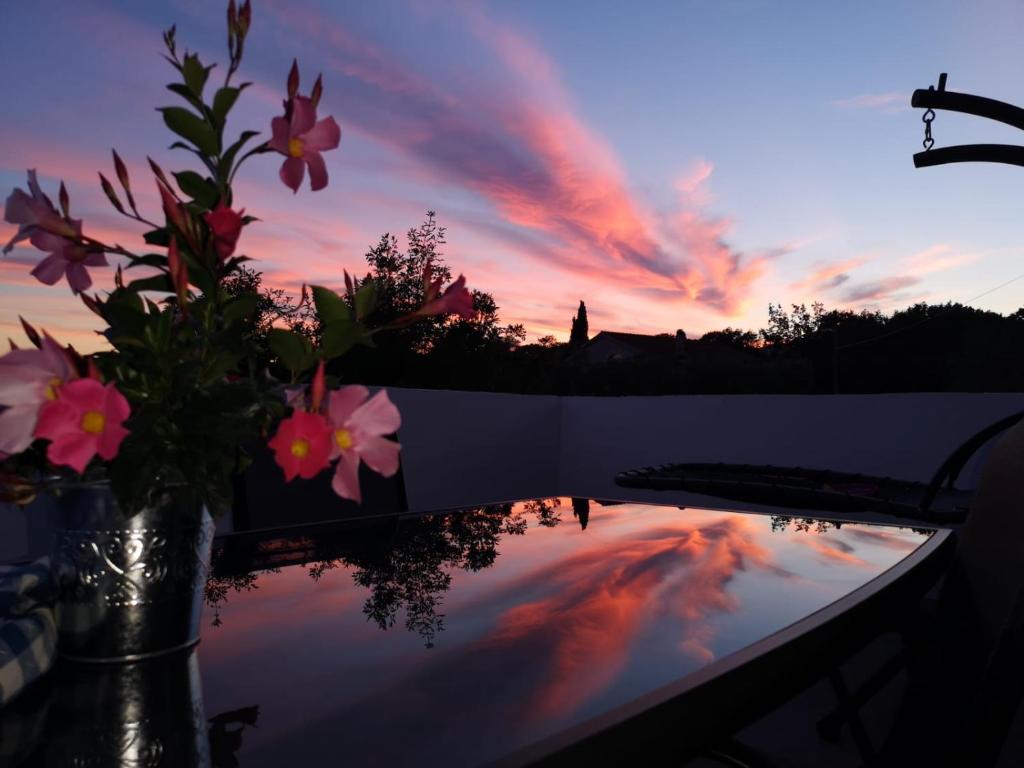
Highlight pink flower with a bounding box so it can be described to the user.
[2,170,77,254]
[33,378,130,473]
[269,96,341,193]
[326,386,401,502]
[204,203,245,261]
[0,334,76,458]
[419,271,475,320]
[29,221,107,294]
[3,170,106,293]
[267,410,332,481]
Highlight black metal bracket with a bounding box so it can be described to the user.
[912,73,1024,168]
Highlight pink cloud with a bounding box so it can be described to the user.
[260,3,777,318]
[675,160,715,207]
[831,92,907,112]
[789,256,870,294]
[792,535,869,567]
[904,244,981,276]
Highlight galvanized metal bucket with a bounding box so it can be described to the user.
[50,482,214,663]
[40,649,211,766]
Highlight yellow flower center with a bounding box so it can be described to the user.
[44,377,62,400]
[288,137,305,158]
[334,428,353,451]
[290,438,310,459]
[81,411,105,434]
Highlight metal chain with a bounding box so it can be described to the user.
[922,108,936,151]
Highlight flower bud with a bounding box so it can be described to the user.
[99,173,126,214]
[18,316,41,348]
[156,179,187,234]
[168,237,190,311]
[111,150,136,212]
[311,74,323,109]
[239,0,252,35]
[287,59,300,101]
[310,359,325,413]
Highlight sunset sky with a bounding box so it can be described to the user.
[3,0,1024,349]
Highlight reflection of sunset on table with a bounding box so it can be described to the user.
[199,500,932,767]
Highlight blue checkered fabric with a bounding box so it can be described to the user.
[0,560,56,708]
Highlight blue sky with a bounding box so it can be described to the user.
[2,0,1023,348]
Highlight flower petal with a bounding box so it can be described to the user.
[47,432,97,474]
[305,152,328,191]
[0,404,41,456]
[65,262,92,294]
[104,383,131,423]
[0,363,50,406]
[289,96,316,136]
[350,389,401,436]
[60,378,106,412]
[4,189,37,226]
[356,435,401,477]
[279,156,305,193]
[331,451,362,503]
[96,423,129,461]
[268,116,292,155]
[302,116,341,152]
[328,385,369,427]
[39,333,74,381]
[32,398,79,442]
[82,250,108,267]
[30,254,66,285]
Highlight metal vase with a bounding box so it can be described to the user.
[50,482,214,663]
[42,650,211,767]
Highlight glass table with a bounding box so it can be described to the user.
[0,498,953,766]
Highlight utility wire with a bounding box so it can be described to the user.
[836,270,1024,350]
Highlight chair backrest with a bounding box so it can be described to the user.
[931,417,1024,764]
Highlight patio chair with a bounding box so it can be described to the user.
[694,416,1024,767]
[862,415,1024,766]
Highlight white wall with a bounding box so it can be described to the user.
[557,393,1024,500]
[388,389,561,511]
[4,391,1023,561]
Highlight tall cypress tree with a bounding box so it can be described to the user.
[569,300,589,347]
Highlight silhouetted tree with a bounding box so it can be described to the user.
[571,497,590,530]
[700,327,758,349]
[569,300,589,347]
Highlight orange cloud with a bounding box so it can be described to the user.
[484,516,784,721]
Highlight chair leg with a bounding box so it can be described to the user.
[823,669,877,764]
[816,648,909,741]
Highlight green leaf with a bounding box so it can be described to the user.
[268,328,313,374]
[181,53,209,98]
[165,82,203,110]
[143,228,171,247]
[172,170,219,208]
[211,86,240,129]
[355,281,377,321]
[126,253,170,269]
[159,107,218,155]
[222,293,259,326]
[127,274,174,294]
[311,285,350,323]
[218,130,261,178]
[321,319,372,359]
